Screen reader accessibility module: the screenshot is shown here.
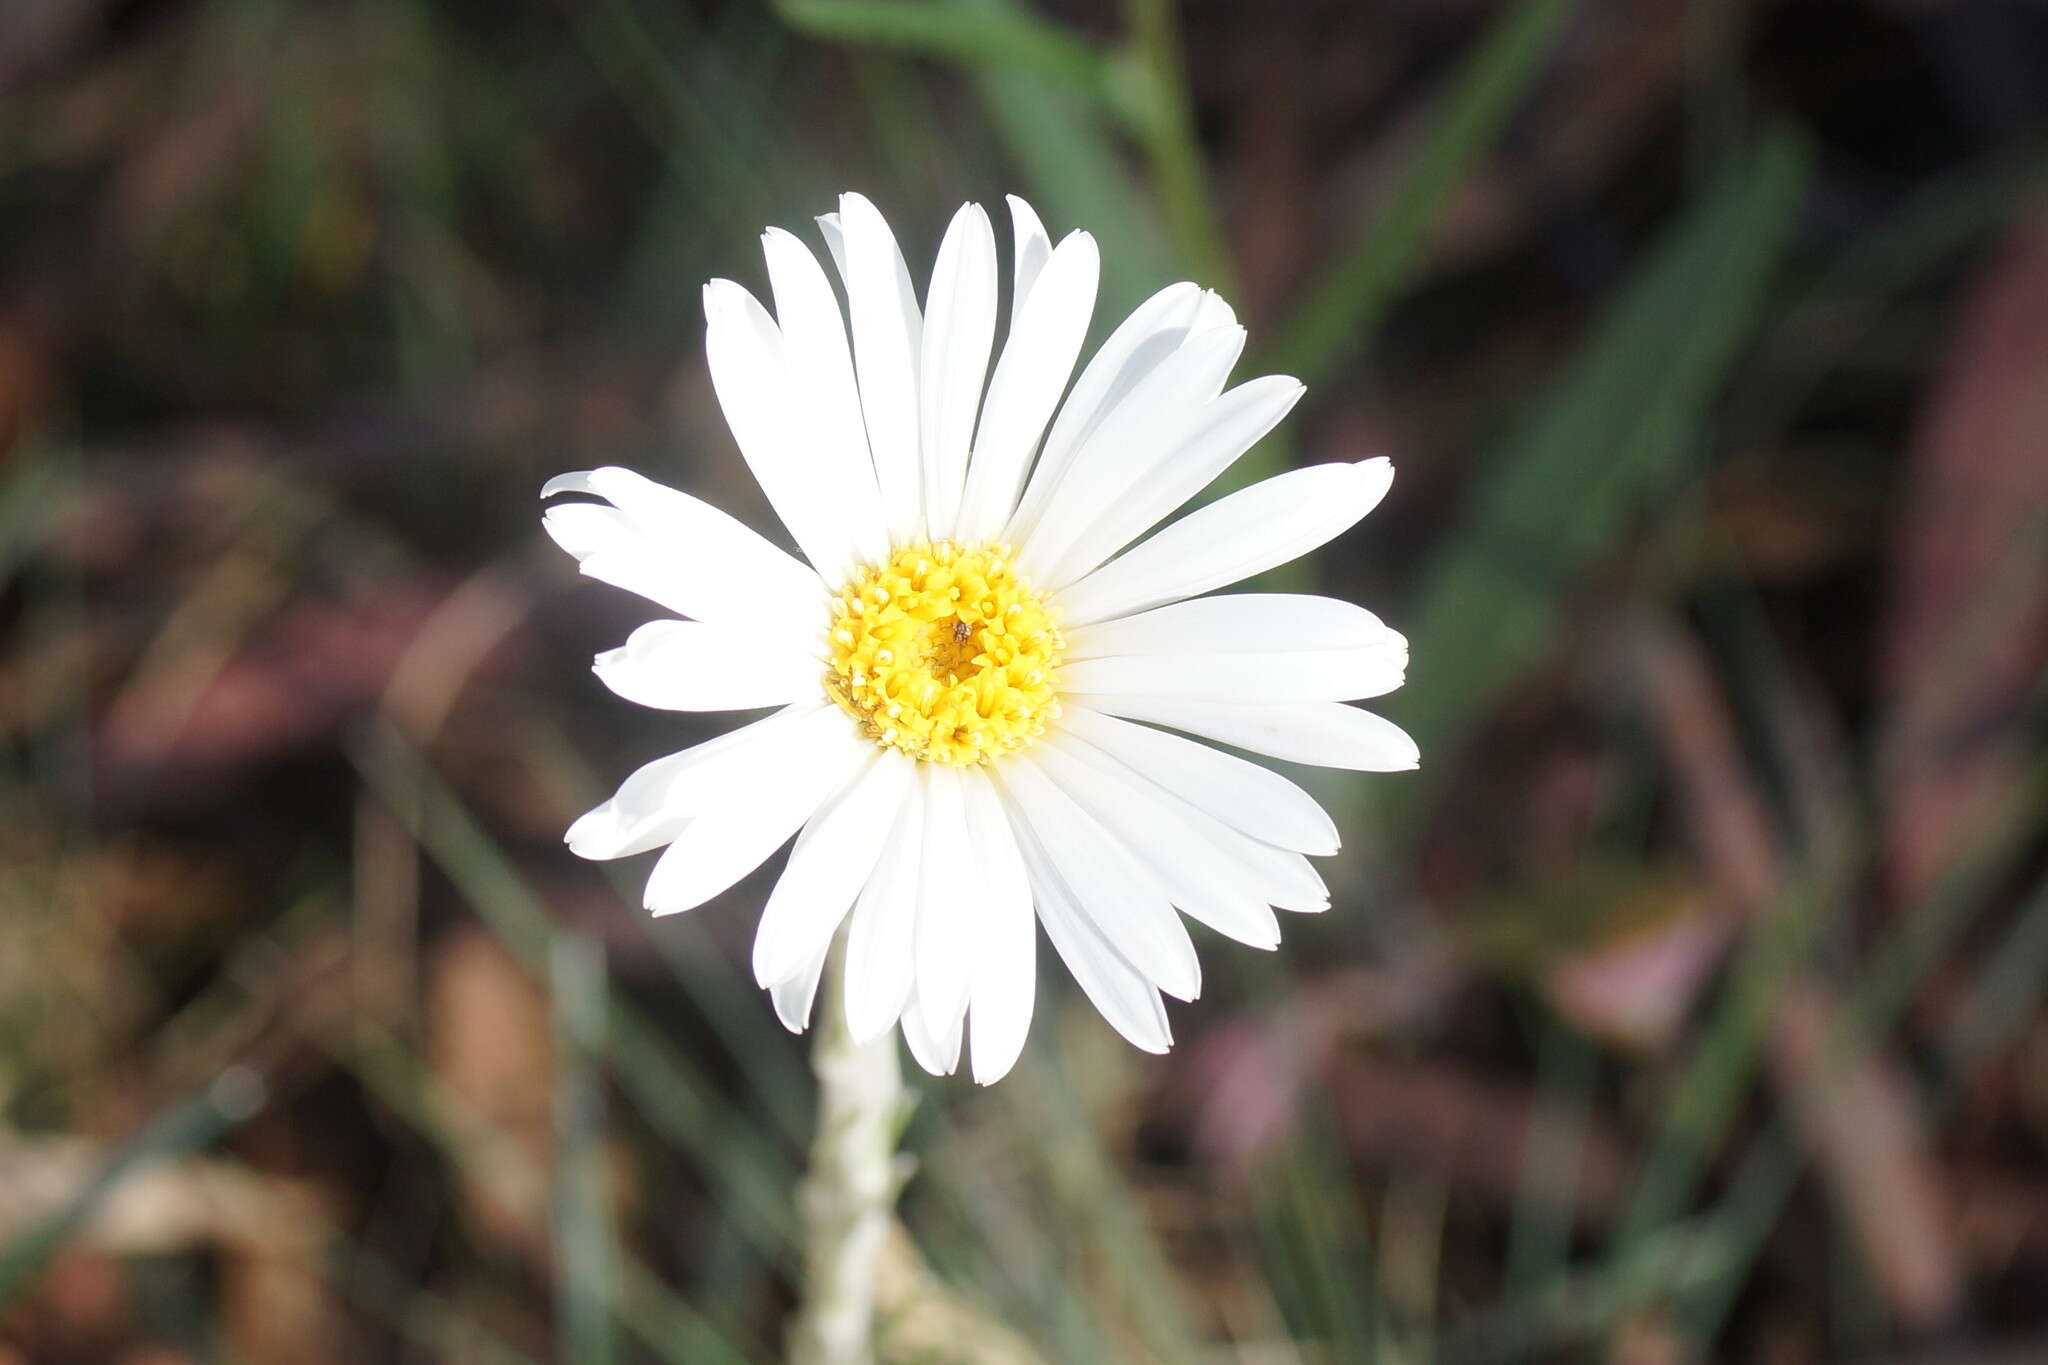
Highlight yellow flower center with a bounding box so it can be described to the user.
[824,541,1064,765]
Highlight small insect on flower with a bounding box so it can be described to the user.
[543,192,1415,1084]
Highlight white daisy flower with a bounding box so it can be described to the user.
[544,192,1415,1085]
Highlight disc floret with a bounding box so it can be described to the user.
[825,541,1064,765]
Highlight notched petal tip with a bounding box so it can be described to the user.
[701,277,752,323]
[753,950,797,994]
[541,470,599,501]
[1353,456,1397,509]
[562,809,622,861]
[837,190,885,225]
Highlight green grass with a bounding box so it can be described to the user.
[2,3,2045,1363]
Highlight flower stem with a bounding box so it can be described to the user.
[788,941,904,1365]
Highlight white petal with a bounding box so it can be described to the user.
[760,227,890,566]
[901,987,964,1077]
[913,764,978,1034]
[1006,195,1052,309]
[1009,812,1172,1054]
[592,618,822,712]
[642,714,872,914]
[815,213,848,278]
[1056,458,1395,628]
[962,771,1036,1085]
[1257,847,1332,914]
[771,943,830,1034]
[1039,375,1305,589]
[703,279,875,583]
[753,749,915,988]
[542,469,823,629]
[953,230,1101,543]
[1012,325,1245,581]
[1076,695,1421,772]
[1048,732,1318,912]
[918,204,999,538]
[1190,289,1237,332]
[996,755,1200,1001]
[1059,706,1339,855]
[1004,282,1206,545]
[837,192,924,540]
[844,773,925,1044]
[565,703,824,860]
[1033,736,1283,949]
[1064,593,1404,660]
[1058,644,1403,705]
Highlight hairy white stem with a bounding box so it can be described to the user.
[788,946,905,1365]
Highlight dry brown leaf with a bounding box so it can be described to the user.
[1881,201,2048,905]
[425,925,554,1262]
[1545,908,1729,1052]
[1769,982,1964,1332]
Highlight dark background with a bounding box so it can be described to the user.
[3,0,2047,1361]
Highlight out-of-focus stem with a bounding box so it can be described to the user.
[788,945,904,1365]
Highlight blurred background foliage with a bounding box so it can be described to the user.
[2,0,2047,1361]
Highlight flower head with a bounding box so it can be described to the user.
[544,193,1415,1083]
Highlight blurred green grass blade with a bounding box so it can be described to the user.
[775,0,1112,94]
[525,719,814,1145]
[1605,851,1840,1252]
[328,1241,547,1365]
[1396,131,1811,801]
[1443,1215,1733,1365]
[916,1098,1121,1361]
[574,0,790,255]
[1260,0,1578,385]
[1475,762,2047,1359]
[954,0,1170,314]
[774,0,1176,309]
[352,724,799,1262]
[552,934,620,1365]
[1254,1128,1378,1356]
[1668,757,2048,1348]
[1013,1054,1206,1365]
[333,1009,764,1363]
[1728,141,2048,453]
[1505,1017,1596,1293]
[1943,871,2048,1073]
[974,59,1169,315]
[1121,0,1233,290]
[850,51,968,204]
[0,448,70,590]
[0,1070,266,1307]
[616,1259,753,1365]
